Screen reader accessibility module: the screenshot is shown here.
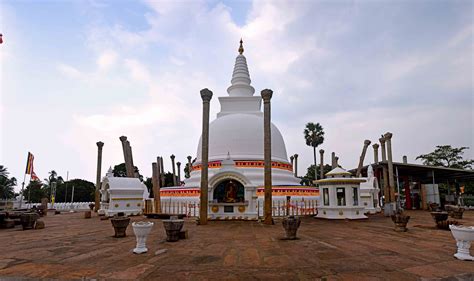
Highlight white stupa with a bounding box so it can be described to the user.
[160,40,318,220]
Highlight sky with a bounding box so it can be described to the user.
[1,0,473,192]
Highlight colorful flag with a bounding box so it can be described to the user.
[31,171,39,181]
[0,34,3,44]
[25,152,34,174]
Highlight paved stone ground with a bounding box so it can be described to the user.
[0,210,473,280]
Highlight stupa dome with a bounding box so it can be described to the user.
[195,113,289,164]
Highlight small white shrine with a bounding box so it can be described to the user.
[359,165,381,214]
[99,168,148,216]
[315,167,367,220]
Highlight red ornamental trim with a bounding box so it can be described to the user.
[191,160,293,172]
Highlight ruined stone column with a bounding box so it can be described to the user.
[152,162,160,213]
[199,88,212,225]
[335,156,339,168]
[384,132,396,202]
[176,162,181,184]
[372,143,379,163]
[331,152,336,169]
[171,154,177,186]
[379,137,390,202]
[262,89,273,225]
[187,156,192,177]
[403,155,407,164]
[119,136,134,177]
[156,156,162,189]
[293,154,299,178]
[159,156,165,187]
[127,141,138,178]
[356,140,372,177]
[95,141,104,212]
[319,149,325,179]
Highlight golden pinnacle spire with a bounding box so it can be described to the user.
[238,38,244,55]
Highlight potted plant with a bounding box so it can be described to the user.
[282,216,301,240]
[110,212,130,238]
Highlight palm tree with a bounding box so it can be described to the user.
[0,165,17,199]
[304,122,325,182]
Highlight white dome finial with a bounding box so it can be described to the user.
[227,39,255,97]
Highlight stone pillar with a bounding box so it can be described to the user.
[331,152,336,169]
[262,89,273,225]
[384,132,396,202]
[335,156,339,167]
[372,143,379,163]
[187,156,192,177]
[119,136,134,177]
[356,140,372,177]
[290,155,294,173]
[152,162,161,213]
[127,141,138,178]
[95,141,104,212]
[159,157,165,187]
[403,155,407,164]
[319,149,324,179]
[293,154,298,178]
[199,88,212,225]
[176,162,181,184]
[170,155,177,186]
[379,137,390,202]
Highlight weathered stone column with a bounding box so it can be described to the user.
[290,155,294,173]
[187,156,192,177]
[159,157,165,187]
[176,162,181,184]
[119,136,134,177]
[294,154,298,178]
[127,141,138,178]
[95,141,104,212]
[384,132,396,202]
[171,155,177,186]
[199,88,212,225]
[403,155,407,164]
[356,140,372,177]
[379,137,390,202]
[372,143,379,163]
[262,89,273,225]
[319,149,324,179]
[331,152,336,168]
[335,156,339,167]
[152,162,161,213]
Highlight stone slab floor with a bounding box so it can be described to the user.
[0,210,474,280]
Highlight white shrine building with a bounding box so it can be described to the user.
[359,165,381,214]
[315,167,367,220]
[160,41,318,220]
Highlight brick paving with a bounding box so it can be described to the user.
[0,210,473,280]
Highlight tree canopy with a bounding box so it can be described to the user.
[304,122,325,148]
[301,164,332,186]
[0,165,17,199]
[416,145,474,169]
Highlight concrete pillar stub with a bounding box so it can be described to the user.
[261,89,273,225]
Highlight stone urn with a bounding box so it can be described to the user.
[436,219,459,230]
[132,221,154,254]
[449,225,474,261]
[110,213,130,238]
[20,212,39,230]
[451,208,465,220]
[162,218,184,242]
[282,216,301,240]
[430,211,449,223]
[391,213,410,232]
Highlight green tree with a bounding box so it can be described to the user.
[54,179,95,202]
[0,165,17,199]
[23,180,46,203]
[304,122,325,181]
[112,163,144,181]
[301,164,332,186]
[416,145,474,169]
